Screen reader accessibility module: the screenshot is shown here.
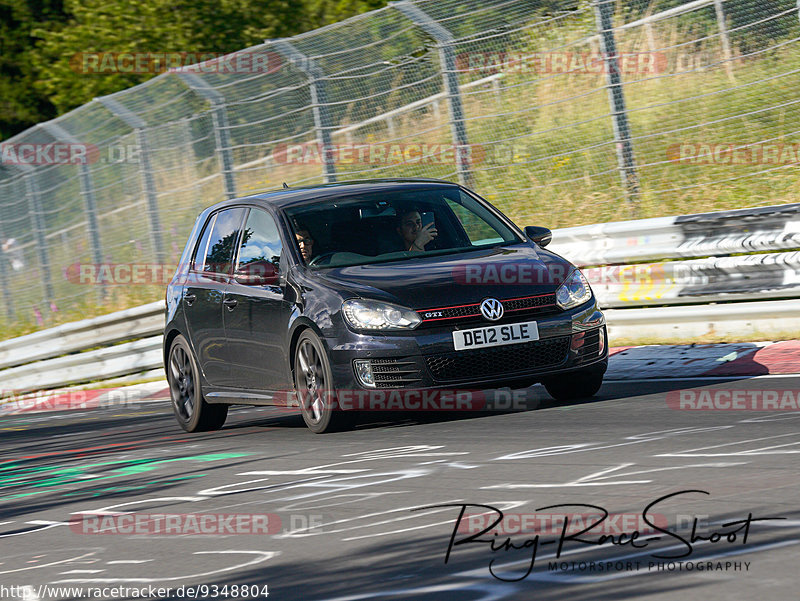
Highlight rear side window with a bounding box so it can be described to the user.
[192,214,216,270]
[195,208,247,274]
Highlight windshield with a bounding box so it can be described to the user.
[284,187,523,269]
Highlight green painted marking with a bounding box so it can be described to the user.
[0,490,56,500]
[0,452,252,501]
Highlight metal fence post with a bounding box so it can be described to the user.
[593,0,640,207]
[392,1,473,187]
[176,71,237,199]
[97,97,166,263]
[39,122,105,301]
[271,40,337,183]
[18,170,55,306]
[179,117,204,212]
[714,0,735,82]
[0,191,15,321]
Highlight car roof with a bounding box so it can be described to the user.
[205,178,461,211]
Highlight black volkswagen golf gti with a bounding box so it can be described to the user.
[164,179,607,433]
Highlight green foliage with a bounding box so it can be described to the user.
[0,0,63,139]
[30,0,306,114]
[2,0,390,140]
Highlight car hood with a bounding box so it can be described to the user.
[315,244,575,309]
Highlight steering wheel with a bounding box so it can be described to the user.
[308,251,337,266]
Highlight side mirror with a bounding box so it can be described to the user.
[234,260,279,286]
[524,226,552,248]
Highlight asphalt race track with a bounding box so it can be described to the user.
[2,376,800,601]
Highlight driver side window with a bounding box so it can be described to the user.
[236,208,283,274]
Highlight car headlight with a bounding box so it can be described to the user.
[342,299,422,330]
[556,269,592,309]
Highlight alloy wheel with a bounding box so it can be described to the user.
[169,344,195,420]
[297,339,327,423]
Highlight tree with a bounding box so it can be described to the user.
[3,0,390,139]
[0,0,64,140]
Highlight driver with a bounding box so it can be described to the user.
[295,228,314,262]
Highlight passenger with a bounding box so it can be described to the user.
[396,209,437,252]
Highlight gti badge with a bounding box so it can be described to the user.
[480,298,503,321]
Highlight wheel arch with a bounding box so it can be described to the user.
[163,328,183,370]
[287,318,327,382]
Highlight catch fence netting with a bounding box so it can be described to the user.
[0,0,798,329]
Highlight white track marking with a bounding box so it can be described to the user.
[59,570,104,574]
[0,551,99,575]
[53,550,277,584]
[107,560,154,564]
[657,432,800,457]
[482,462,746,489]
[494,427,734,460]
[605,374,800,383]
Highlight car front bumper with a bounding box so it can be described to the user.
[324,299,608,393]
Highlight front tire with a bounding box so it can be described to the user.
[167,334,228,432]
[543,368,604,402]
[294,330,354,433]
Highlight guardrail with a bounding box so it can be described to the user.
[1,200,798,394]
[0,300,164,371]
[605,299,800,343]
[0,301,165,394]
[548,202,800,308]
[0,336,163,394]
[550,203,800,266]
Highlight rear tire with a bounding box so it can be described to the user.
[167,334,228,432]
[294,330,354,433]
[543,369,604,402]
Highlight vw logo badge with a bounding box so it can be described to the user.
[480,298,504,321]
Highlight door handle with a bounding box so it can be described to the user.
[223,298,238,310]
[184,293,196,305]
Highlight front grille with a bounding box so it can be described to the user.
[418,293,559,326]
[419,304,482,321]
[369,358,423,388]
[425,336,570,382]
[503,294,556,313]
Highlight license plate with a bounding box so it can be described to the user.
[452,320,540,351]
